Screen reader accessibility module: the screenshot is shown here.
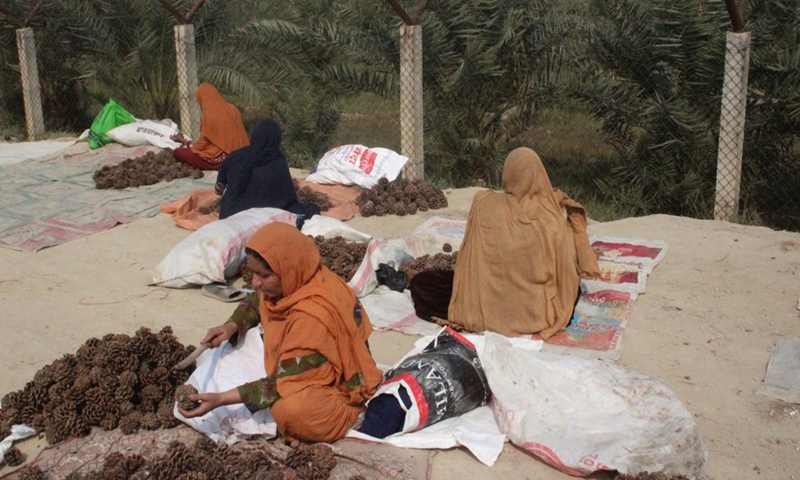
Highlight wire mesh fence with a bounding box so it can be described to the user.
[15,27,44,141]
[714,32,750,223]
[174,24,201,141]
[398,24,424,182]
[0,1,798,231]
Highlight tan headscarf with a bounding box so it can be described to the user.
[448,147,600,339]
[246,223,382,405]
[193,83,250,158]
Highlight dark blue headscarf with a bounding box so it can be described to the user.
[216,118,299,219]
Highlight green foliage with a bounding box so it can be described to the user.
[417,0,588,187]
[574,0,728,218]
[0,0,93,132]
[520,105,621,217]
[739,0,800,230]
[572,0,800,230]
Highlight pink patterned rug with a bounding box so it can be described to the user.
[0,426,433,480]
[0,144,215,252]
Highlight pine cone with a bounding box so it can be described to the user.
[48,381,70,401]
[102,452,126,470]
[29,414,45,430]
[151,366,170,385]
[32,364,56,389]
[46,404,89,444]
[99,412,119,431]
[118,401,135,415]
[119,412,141,435]
[81,402,106,426]
[285,444,336,479]
[1,390,23,410]
[155,401,178,429]
[119,370,139,388]
[123,453,146,474]
[167,440,195,465]
[140,412,161,430]
[360,200,375,217]
[175,384,200,411]
[17,465,45,480]
[3,446,24,466]
[114,384,135,404]
[194,435,219,452]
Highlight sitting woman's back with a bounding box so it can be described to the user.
[447,147,600,338]
[409,147,600,339]
[216,119,301,220]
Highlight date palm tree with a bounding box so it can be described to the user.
[575,0,800,229]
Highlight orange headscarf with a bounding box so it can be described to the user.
[448,147,600,338]
[246,223,382,405]
[193,83,249,158]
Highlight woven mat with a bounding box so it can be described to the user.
[0,426,433,480]
[0,143,215,252]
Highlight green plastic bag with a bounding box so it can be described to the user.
[87,99,136,149]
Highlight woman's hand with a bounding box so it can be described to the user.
[177,388,241,418]
[170,132,188,144]
[201,322,238,348]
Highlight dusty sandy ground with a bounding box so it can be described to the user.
[1,178,799,479]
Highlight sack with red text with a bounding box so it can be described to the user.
[305,144,408,188]
[375,327,491,433]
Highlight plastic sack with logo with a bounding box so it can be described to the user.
[361,327,491,438]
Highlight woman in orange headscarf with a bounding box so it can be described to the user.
[172,83,250,170]
[179,222,382,443]
[410,147,600,339]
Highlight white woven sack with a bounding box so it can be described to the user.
[152,208,296,288]
[107,119,183,149]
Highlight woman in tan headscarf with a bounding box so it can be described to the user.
[172,83,250,170]
[410,147,600,339]
[179,222,383,443]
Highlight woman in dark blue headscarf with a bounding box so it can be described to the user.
[216,119,319,222]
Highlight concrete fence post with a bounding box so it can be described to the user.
[16,27,45,141]
[399,25,424,181]
[714,31,751,222]
[174,24,201,140]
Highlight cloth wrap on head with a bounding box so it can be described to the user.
[216,118,299,219]
[192,83,249,159]
[447,147,600,339]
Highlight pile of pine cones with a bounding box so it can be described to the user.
[240,236,367,287]
[356,178,448,217]
[294,180,333,212]
[313,236,367,282]
[398,244,458,290]
[12,438,337,480]
[0,326,194,445]
[93,150,203,189]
